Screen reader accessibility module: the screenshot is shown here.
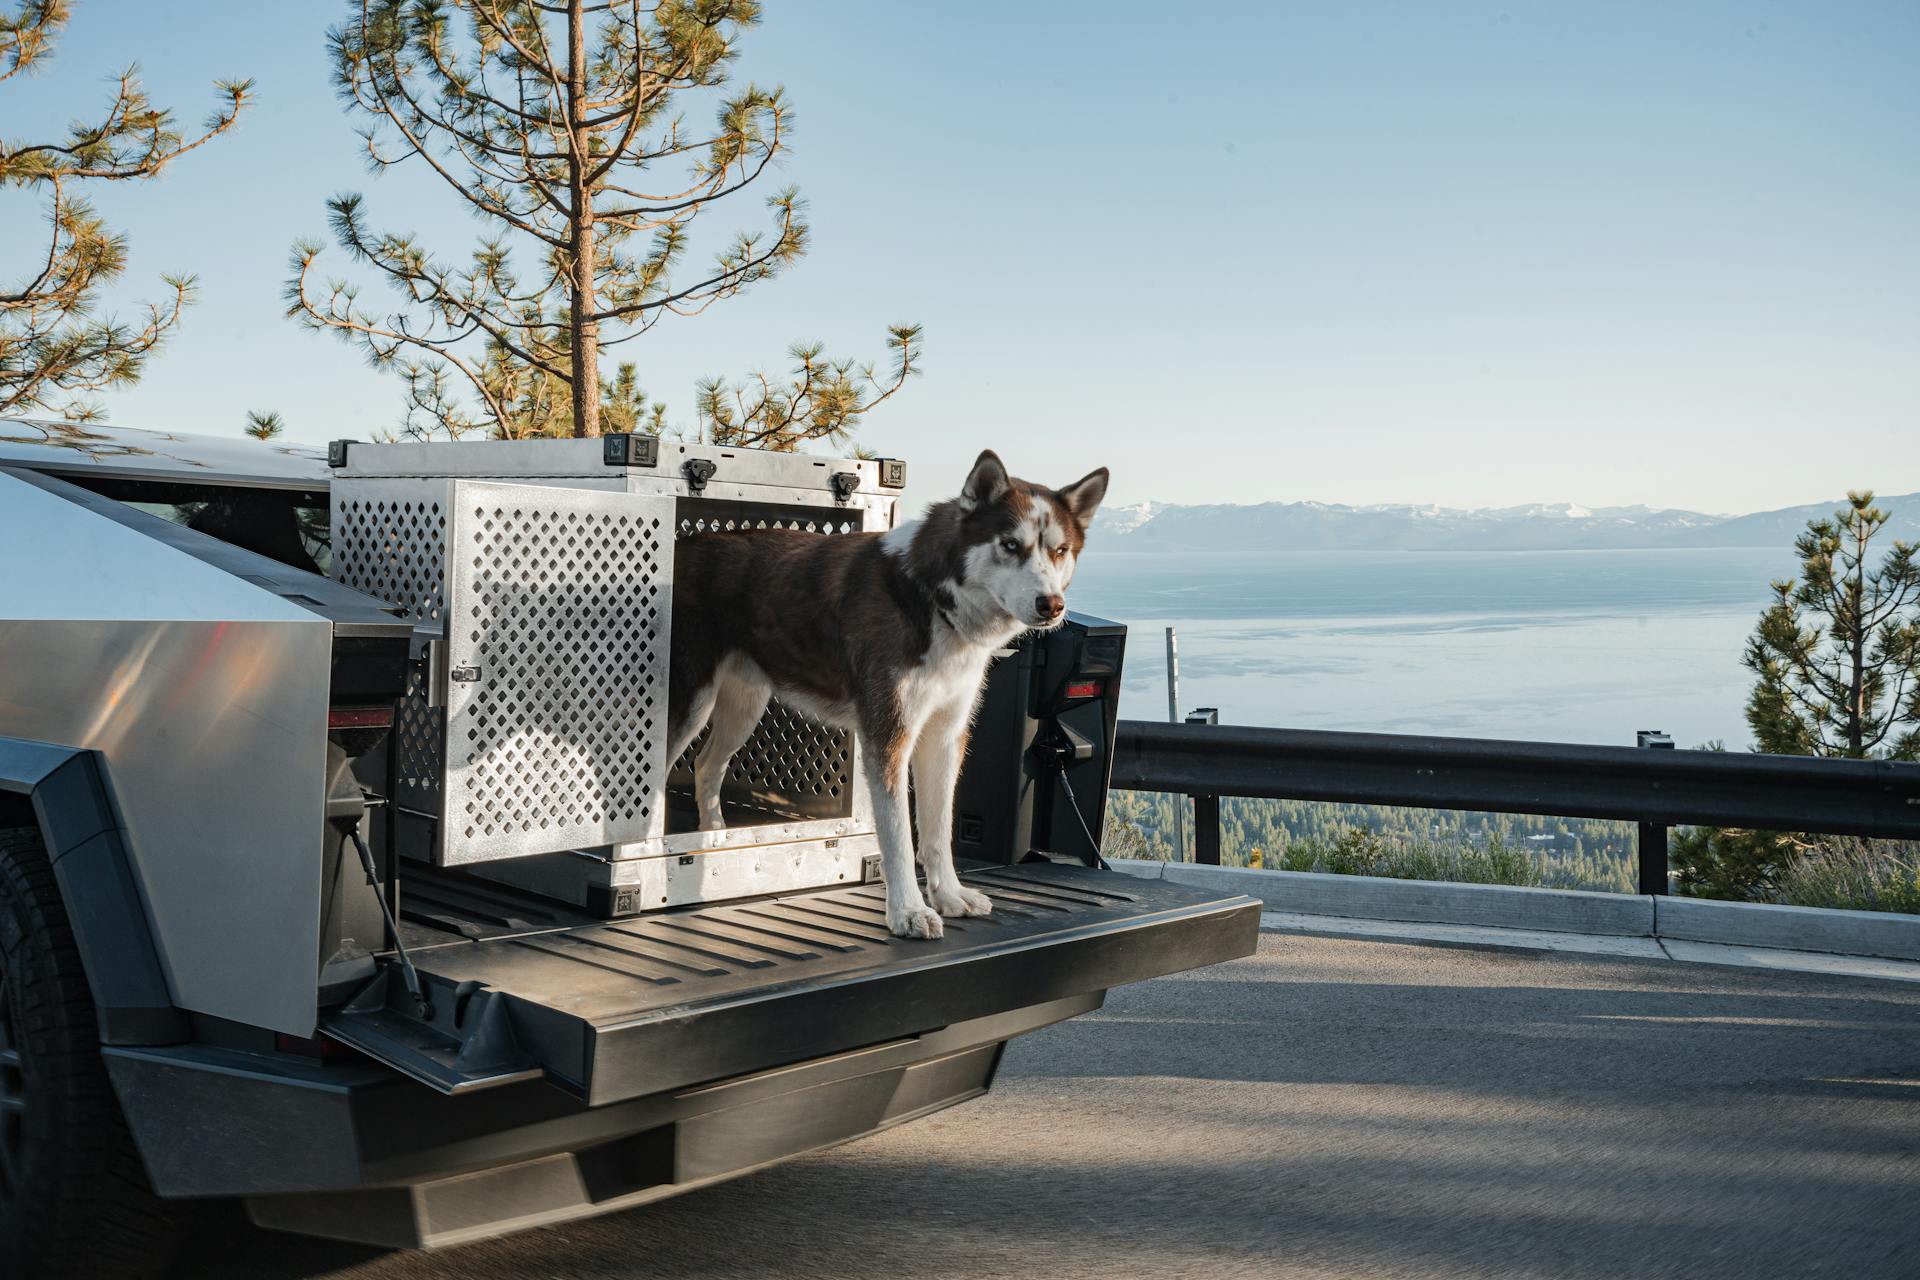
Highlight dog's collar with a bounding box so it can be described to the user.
[931,593,963,635]
[896,559,990,640]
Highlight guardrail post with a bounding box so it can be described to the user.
[1193,794,1221,865]
[1186,708,1221,865]
[1636,730,1674,895]
[1167,628,1186,859]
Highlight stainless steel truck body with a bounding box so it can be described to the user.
[0,419,1258,1270]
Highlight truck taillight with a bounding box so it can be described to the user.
[328,706,393,730]
[1063,680,1104,700]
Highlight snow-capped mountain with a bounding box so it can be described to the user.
[1094,501,1165,537]
[1093,493,1918,551]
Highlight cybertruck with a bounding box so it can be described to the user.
[0,420,1257,1275]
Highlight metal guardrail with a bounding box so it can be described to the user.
[1109,720,1920,893]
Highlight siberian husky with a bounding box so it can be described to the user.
[667,450,1109,939]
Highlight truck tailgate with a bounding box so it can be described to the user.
[324,862,1259,1105]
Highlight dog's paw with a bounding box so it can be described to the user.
[887,904,945,940]
[931,885,993,919]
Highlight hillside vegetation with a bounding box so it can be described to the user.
[1103,791,1638,893]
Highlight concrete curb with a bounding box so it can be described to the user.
[1112,860,1653,937]
[1111,859,1920,962]
[1656,895,1920,963]
[1255,909,1920,985]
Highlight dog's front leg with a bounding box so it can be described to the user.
[865,723,943,940]
[913,701,991,919]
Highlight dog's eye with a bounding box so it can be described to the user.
[999,538,1022,556]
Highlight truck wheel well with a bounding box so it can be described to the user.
[0,792,31,834]
[0,826,184,1275]
[0,748,186,1046]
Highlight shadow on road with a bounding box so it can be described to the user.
[174,1202,393,1279]
[165,934,1920,1280]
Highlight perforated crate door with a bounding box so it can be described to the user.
[330,481,450,820]
[443,482,674,863]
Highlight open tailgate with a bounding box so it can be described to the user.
[324,862,1258,1105]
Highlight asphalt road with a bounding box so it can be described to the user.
[172,931,1920,1280]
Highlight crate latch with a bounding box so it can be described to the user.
[684,458,717,493]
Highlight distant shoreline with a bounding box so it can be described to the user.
[1097,491,1919,555]
[1092,544,1792,554]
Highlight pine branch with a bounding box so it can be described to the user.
[697,324,923,451]
[0,0,63,84]
[0,8,250,415]
[244,409,285,440]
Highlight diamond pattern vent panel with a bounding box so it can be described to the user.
[677,511,862,538]
[447,490,673,862]
[671,499,862,826]
[331,491,446,811]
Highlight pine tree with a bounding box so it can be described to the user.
[1677,495,1920,900]
[0,1,253,419]
[287,0,920,444]
[1745,491,1920,760]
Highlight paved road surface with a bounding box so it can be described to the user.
[172,931,1920,1280]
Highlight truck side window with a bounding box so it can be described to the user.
[57,476,331,575]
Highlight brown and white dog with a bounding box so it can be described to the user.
[667,450,1109,939]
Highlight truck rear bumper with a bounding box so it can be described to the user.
[106,865,1261,1248]
[106,992,1096,1249]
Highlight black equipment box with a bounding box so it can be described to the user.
[952,613,1127,866]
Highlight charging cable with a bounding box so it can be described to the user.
[1056,771,1113,871]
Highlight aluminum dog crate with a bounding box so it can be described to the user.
[327,436,903,909]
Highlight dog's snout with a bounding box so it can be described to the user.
[1036,594,1065,621]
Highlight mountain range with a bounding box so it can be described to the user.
[1097,492,1920,552]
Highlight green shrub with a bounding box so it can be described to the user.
[1284,828,1542,888]
[1671,826,1798,901]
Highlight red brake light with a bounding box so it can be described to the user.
[328,706,393,729]
[1064,680,1103,700]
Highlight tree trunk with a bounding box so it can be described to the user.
[1848,517,1866,754]
[566,0,600,438]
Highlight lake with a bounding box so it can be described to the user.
[1066,548,1797,749]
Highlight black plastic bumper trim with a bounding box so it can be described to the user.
[105,993,1096,1203]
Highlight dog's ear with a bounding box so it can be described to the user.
[960,450,1011,510]
[1056,467,1109,527]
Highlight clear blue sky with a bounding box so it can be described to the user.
[6,1,1916,513]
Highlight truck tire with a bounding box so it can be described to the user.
[0,826,181,1279]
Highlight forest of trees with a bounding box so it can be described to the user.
[1103,789,1639,893]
